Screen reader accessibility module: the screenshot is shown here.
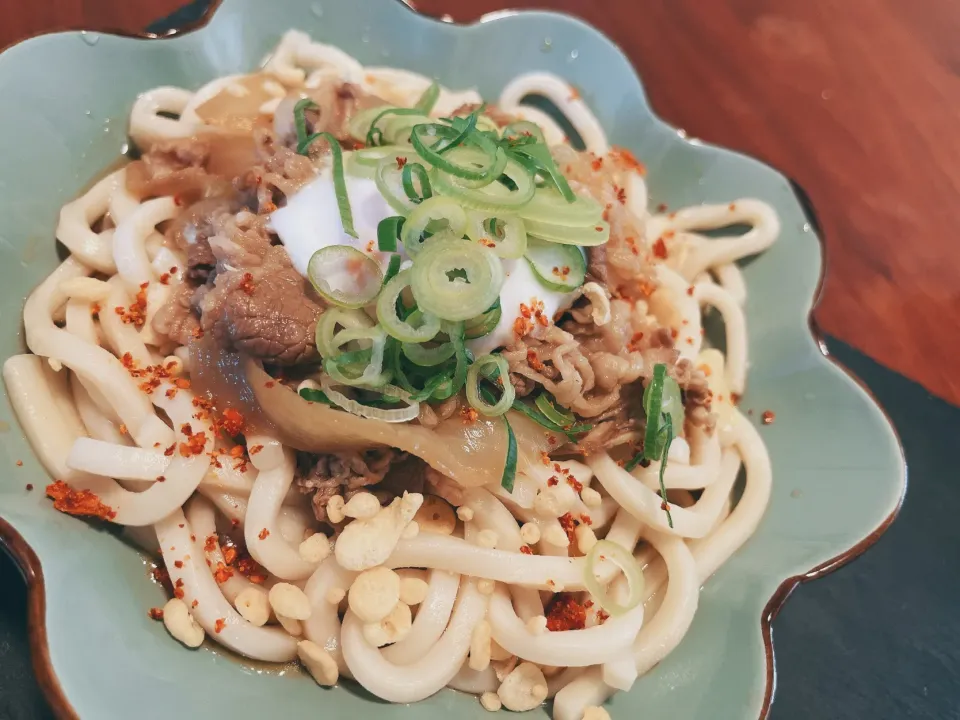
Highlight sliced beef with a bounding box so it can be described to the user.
[200,246,322,365]
[126,137,230,202]
[295,448,405,523]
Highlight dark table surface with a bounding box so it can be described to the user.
[1,2,959,719]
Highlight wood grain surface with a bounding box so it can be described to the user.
[0,0,956,404]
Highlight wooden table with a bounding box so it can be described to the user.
[2,0,956,404]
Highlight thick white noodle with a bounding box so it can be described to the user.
[488,583,644,667]
[244,444,319,580]
[155,509,297,661]
[647,199,779,279]
[448,664,499,694]
[303,557,358,674]
[382,570,460,665]
[66,438,168,481]
[71,377,128,446]
[713,262,747,306]
[588,442,738,539]
[341,580,487,703]
[553,667,615,720]
[56,172,123,273]
[23,257,172,449]
[184,494,258,604]
[649,264,702,360]
[113,197,178,289]
[633,425,721,491]
[499,72,609,154]
[388,534,586,590]
[129,87,196,147]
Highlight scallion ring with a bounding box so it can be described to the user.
[376,269,442,343]
[401,162,433,204]
[509,142,577,203]
[429,155,535,211]
[400,197,468,257]
[526,217,610,247]
[464,211,527,259]
[518,188,604,226]
[320,376,420,423]
[467,354,515,416]
[315,308,373,359]
[502,120,545,146]
[464,300,502,339]
[524,236,586,291]
[382,254,402,286]
[534,393,575,426]
[584,539,645,616]
[409,235,504,322]
[375,152,422,214]
[307,245,382,310]
[411,125,504,186]
[365,107,430,147]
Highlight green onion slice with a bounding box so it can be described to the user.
[524,236,586,291]
[401,162,433,204]
[500,415,518,492]
[320,376,420,423]
[509,142,576,202]
[365,107,430,147]
[409,235,504,322]
[293,100,357,238]
[464,212,527,259]
[510,398,592,440]
[526,217,610,247]
[400,197,468,257]
[584,539,645,616]
[401,337,456,366]
[518,189,604,226]
[315,308,373,359]
[299,386,336,405]
[429,156,535,212]
[414,81,441,114]
[376,152,422,215]
[382,254,402,286]
[347,146,402,178]
[376,269,442,343]
[412,126,504,186]
[534,393,575,426]
[323,326,390,388]
[464,300,502,339]
[643,364,683,460]
[467,354,515,416]
[377,216,403,252]
[307,245,382,309]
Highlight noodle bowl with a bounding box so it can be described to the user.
[3,29,776,719]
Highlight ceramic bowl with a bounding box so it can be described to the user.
[0,1,905,718]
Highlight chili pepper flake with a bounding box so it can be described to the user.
[159,273,171,285]
[236,552,267,584]
[258,528,270,540]
[396,156,408,170]
[222,545,238,566]
[590,156,603,171]
[609,146,646,175]
[174,560,183,569]
[460,406,478,425]
[152,564,171,591]
[25,483,33,491]
[249,444,264,455]
[239,272,256,295]
[265,381,275,389]
[45,480,116,520]
[596,609,610,624]
[526,349,544,372]
[213,562,234,584]
[191,599,199,609]
[221,407,245,437]
[547,475,559,487]
[16,460,23,467]
[656,203,668,213]
[90,302,101,316]
[204,535,217,553]
[653,237,669,259]
[545,593,588,631]
[761,410,776,425]
[558,513,578,544]
[173,578,185,600]
[148,607,164,621]
[613,185,627,205]
[540,451,551,466]
[215,618,226,634]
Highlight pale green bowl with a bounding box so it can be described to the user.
[0,1,905,718]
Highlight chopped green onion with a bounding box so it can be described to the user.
[414,81,441,114]
[429,156,535,211]
[293,100,357,238]
[509,397,592,440]
[401,339,455,367]
[500,415,518,492]
[377,216,403,252]
[526,217,610,247]
[320,376,420,423]
[366,107,430,147]
[375,152,421,215]
[524,236,586,291]
[376,269,442,343]
[583,540,645,616]
[412,125,504,186]
[407,372,453,402]
[658,418,675,528]
[464,212,527,259]
[518,189,604,226]
[642,363,682,528]
[315,308,374,359]
[437,108,483,154]
[400,196,467,257]
[307,245,382,309]
[464,300,502,339]
[299,387,335,405]
[409,235,504,322]
[509,142,576,203]
[382,254,402,286]
[467,354,515,416]
[323,326,390,388]
[534,393,575,426]
[401,162,433,204]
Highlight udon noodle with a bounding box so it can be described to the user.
[4,29,776,719]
